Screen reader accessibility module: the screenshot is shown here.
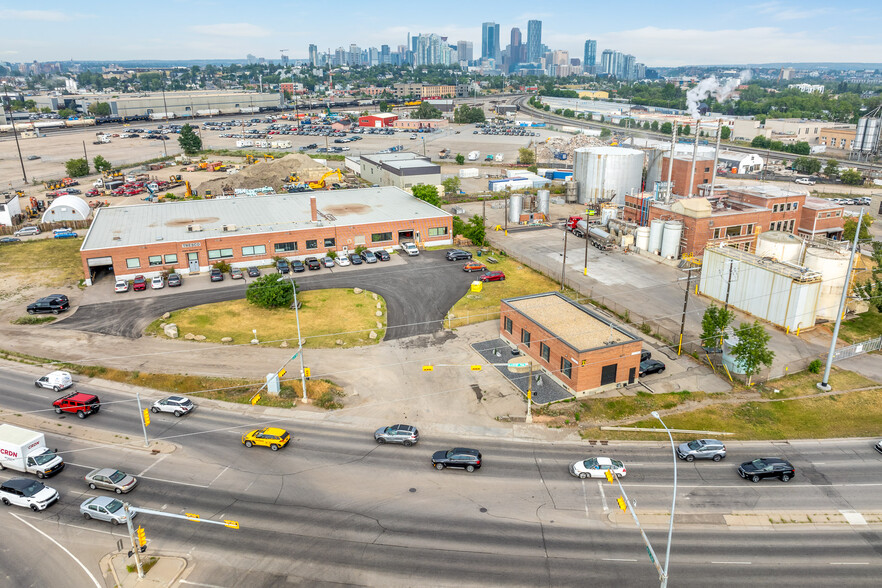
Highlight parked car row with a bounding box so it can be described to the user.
[275,249,395,274]
[446,249,506,282]
[830,196,871,206]
[116,273,182,293]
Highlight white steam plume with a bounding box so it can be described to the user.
[686,69,752,119]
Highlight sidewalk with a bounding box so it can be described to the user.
[101,552,187,588]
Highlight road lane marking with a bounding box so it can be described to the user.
[581,480,590,517]
[829,562,869,565]
[209,466,230,486]
[138,453,169,476]
[180,581,230,587]
[597,481,609,512]
[138,475,210,488]
[10,512,102,588]
[20,513,129,537]
[603,558,637,562]
[840,510,868,525]
[711,561,752,565]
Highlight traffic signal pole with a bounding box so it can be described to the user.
[124,503,144,578]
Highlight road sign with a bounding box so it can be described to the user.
[251,393,261,406]
[422,365,434,371]
[470,365,482,371]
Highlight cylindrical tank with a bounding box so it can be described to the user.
[755,231,802,263]
[565,180,578,203]
[600,205,615,227]
[804,246,851,321]
[573,146,644,206]
[537,190,550,218]
[660,220,683,259]
[508,194,523,224]
[636,226,651,251]
[649,219,665,254]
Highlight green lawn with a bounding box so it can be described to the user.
[833,307,882,344]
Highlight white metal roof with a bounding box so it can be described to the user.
[41,195,90,222]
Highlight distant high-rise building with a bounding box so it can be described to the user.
[349,44,361,66]
[508,27,523,72]
[369,47,380,66]
[600,49,615,76]
[456,40,473,64]
[246,54,257,65]
[381,45,391,65]
[527,20,542,63]
[583,39,596,69]
[414,33,454,66]
[482,22,500,61]
[308,44,318,67]
[623,54,635,80]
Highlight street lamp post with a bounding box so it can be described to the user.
[651,410,677,588]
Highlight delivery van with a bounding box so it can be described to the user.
[0,424,65,478]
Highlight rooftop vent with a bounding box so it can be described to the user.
[187,224,203,232]
[222,224,237,232]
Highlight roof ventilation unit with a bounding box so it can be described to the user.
[222,224,237,232]
[187,224,203,232]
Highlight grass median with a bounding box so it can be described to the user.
[146,288,386,348]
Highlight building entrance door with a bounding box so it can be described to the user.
[188,252,200,273]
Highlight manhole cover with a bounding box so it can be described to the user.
[479,507,487,513]
[409,488,416,493]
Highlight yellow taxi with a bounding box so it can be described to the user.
[241,427,291,451]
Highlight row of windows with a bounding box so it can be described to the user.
[504,318,574,381]
[772,202,798,213]
[770,219,796,232]
[713,224,755,239]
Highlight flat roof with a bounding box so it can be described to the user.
[81,186,450,251]
[503,292,637,351]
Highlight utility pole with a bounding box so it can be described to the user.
[583,224,590,276]
[2,85,28,184]
[124,503,144,578]
[82,141,88,164]
[559,225,569,291]
[678,268,698,355]
[818,210,863,391]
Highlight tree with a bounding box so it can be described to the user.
[412,101,442,119]
[660,122,672,135]
[823,159,840,178]
[178,123,202,155]
[87,102,112,116]
[840,168,864,185]
[700,305,735,349]
[720,126,731,140]
[731,321,775,385]
[681,124,691,136]
[854,279,882,312]
[58,108,76,118]
[518,147,535,165]
[600,128,611,139]
[650,121,659,132]
[378,101,391,113]
[453,105,485,124]
[464,214,486,245]
[442,176,461,194]
[93,155,112,172]
[842,213,873,242]
[411,184,440,207]
[246,273,294,309]
[455,153,465,165]
[65,158,89,177]
[793,156,821,175]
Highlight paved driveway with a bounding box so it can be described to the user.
[52,251,477,339]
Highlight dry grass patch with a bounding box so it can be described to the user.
[759,368,877,399]
[0,238,84,287]
[146,288,386,348]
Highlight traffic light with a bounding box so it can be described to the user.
[304,367,311,378]
[142,409,150,426]
[605,470,615,484]
[617,497,627,512]
[136,526,146,547]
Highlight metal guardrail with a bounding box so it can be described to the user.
[832,335,882,361]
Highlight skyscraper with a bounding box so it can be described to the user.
[526,20,542,63]
[583,40,596,69]
[457,40,473,63]
[308,44,318,67]
[482,22,500,62]
[509,27,523,71]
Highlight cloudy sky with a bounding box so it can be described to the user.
[1,0,879,65]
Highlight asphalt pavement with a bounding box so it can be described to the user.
[52,250,477,340]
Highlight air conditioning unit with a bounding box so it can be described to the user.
[222,224,237,232]
[187,224,203,232]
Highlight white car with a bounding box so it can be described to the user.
[334,255,351,267]
[114,279,129,293]
[150,276,165,289]
[402,242,419,256]
[794,177,816,185]
[875,439,882,454]
[569,457,627,479]
[79,496,134,525]
[151,395,195,417]
[0,478,59,512]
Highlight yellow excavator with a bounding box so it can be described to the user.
[308,169,343,190]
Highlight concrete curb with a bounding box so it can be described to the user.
[101,552,188,588]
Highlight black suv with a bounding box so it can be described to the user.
[446,249,472,261]
[432,448,482,472]
[738,457,795,483]
[374,249,390,261]
[291,260,305,273]
[276,259,290,274]
[27,294,70,315]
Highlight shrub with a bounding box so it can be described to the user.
[213,260,231,274]
[808,359,823,374]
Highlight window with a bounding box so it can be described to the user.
[164,254,178,264]
[772,204,779,213]
[560,357,572,379]
[600,364,617,385]
[725,226,740,237]
[354,235,366,245]
[242,245,266,256]
[428,226,448,237]
[275,241,297,253]
[148,255,162,266]
[208,248,234,260]
[504,317,512,334]
[126,258,140,269]
[371,232,392,243]
[704,167,710,172]
[713,228,721,239]
[540,343,550,362]
[792,203,798,211]
[324,237,336,248]
[305,239,318,250]
[520,329,531,348]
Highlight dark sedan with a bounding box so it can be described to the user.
[639,359,665,376]
[738,458,795,483]
[349,253,363,265]
[374,249,390,261]
[1,237,22,244]
[209,268,224,282]
[446,249,472,261]
[247,266,261,277]
[291,260,305,273]
[431,448,482,472]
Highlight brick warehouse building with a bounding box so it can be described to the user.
[499,293,643,396]
[623,184,845,257]
[79,187,452,283]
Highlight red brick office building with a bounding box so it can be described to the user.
[79,187,453,283]
[499,292,643,395]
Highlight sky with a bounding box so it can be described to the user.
[2,0,881,66]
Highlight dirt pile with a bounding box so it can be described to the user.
[198,154,334,194]
[535,134,606,162]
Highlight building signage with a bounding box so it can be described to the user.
[182,242,202,248]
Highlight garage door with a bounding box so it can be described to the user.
[87,256,113,267]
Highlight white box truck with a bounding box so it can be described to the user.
[0,424,65,478]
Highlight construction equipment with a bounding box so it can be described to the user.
[553,150,568,161]
[263,154,274,161]
[283,173,302,183]
[438,148,450,159]
[43,180,64,191]
[185,181,193,198]
[308,169,343,190]
[102,169,122,179]
[169,174,182,182]
[245,155,256,165]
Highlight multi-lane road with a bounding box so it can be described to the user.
[2,367,881,586]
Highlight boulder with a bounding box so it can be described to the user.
[375,310,383,317]
[163,324,179,339]
[376,302,382,309]
[372,293,378,300]
[194,335,207,341]
[336,339,344,345]
[376,321,383,329]
[353,287,363,294]
[221,337,233,343]
[184,332,196,340]
[161,312,171,320]
[369,330,378,339]
[280,340,289,348]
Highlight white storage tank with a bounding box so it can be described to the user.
[636,226,651,251]
[756,231,802,264]
[537,190,550,218]
[649,219,666,254]
[601,205,615,227]
[573,146,644,206]
[508,194,523,224]
[804,246,851,321]
[660,220,683,259]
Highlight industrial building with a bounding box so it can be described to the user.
[79,187,453,283]
[392,118,449,130]
[33,91,281,119]
[716,151,765,174]
[358,153,441,190]
[499,292,643,395]
[0,192,23,226]
[358,113,398,128]
[41,195,90,223]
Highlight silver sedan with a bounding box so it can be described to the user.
[84,468,138,494]
[80,496,135,525]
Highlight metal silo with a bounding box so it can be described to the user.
[755,231,803,264]
[508,194,523,224]
[537,190,550,218]
[573,146,644,206]
[660,220,683,259]
[804,246,851,321]
[636,226,651,251]
[648,219,665,254]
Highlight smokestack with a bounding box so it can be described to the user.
[687,123,699,196]
[708,121,723,198]
[310,195,317,222]
[666,123,677,200]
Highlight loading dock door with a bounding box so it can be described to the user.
[87,256,113,267]
[398,229,414,241]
